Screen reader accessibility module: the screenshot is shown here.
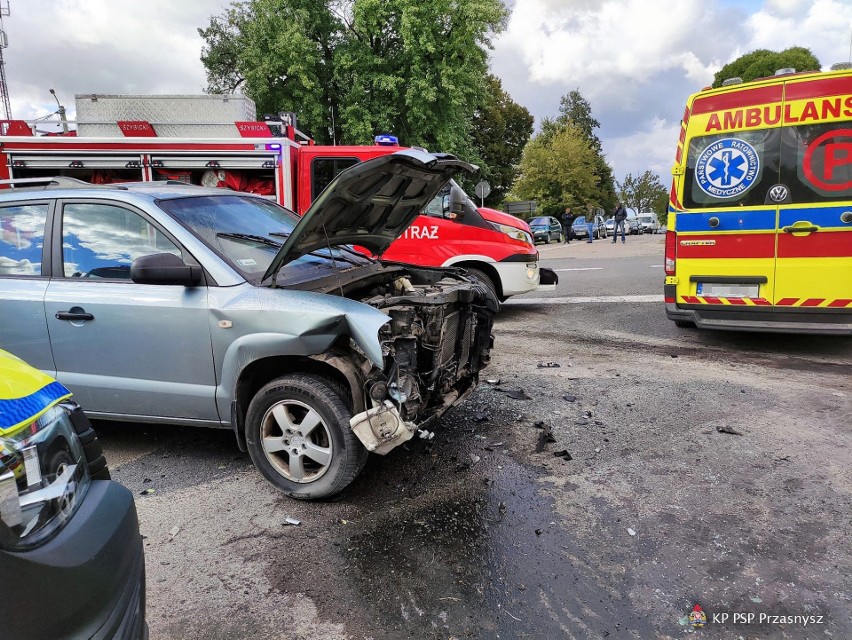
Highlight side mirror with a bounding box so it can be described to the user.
[131,252,202,286]
[446,185,467,220]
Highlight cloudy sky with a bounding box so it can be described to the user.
[4,0,852,184]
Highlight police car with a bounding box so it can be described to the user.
[0,349,147,639]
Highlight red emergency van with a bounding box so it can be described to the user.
[0,94,555,301]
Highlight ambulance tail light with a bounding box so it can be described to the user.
[665,229,677,275]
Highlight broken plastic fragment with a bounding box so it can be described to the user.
[139,488,156,496]
[502,388,531,400]
[627,527,636,536]
[486,378,501,385]
[169,526,180,537]
[553,450,572,460]
[418,429,435,440]
[285,517,301,526]
[536,362,560,368]
[716,425,744,436]
[562,395,577,402]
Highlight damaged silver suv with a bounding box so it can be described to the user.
[0,150,495,499]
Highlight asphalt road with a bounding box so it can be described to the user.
[97,233,852,640]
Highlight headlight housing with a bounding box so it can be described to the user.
[0,405,91,550]
[490,222,533,246]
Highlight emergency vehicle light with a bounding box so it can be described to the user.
[374,134,398,146]
[721,77,743,86]
[831,62,852,71]
[774,68,796,76]
[265,143,282,151]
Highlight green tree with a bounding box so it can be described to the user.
[199,0,508,160]
[509,124,599,217]
[712,47,821,87]
[617,170,668,220]
[547,89,617,212]
[470,75,534,206]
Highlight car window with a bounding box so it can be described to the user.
[530,217,549,225]
[0,203,48,276]
[61,202,181,279]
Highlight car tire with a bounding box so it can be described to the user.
[544,235,550,244]
[245,374,367,500]
[464,267,500,306]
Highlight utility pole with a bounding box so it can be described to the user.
[0,1,11,120]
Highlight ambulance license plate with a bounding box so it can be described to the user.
[696,283,760,298]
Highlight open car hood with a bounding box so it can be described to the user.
[263,149,476,282]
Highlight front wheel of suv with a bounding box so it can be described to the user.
[245,374,368,500]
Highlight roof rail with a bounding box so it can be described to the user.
[0,177,127,190]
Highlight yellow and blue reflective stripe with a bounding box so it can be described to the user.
[0,380,72,434]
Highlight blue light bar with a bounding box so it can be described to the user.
[265,143,282,151]
[374,134,399,146]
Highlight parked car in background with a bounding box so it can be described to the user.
[0,150,496,500]
[625,210,643,235]
[528,216,563,244]
[638,213,661,234]
[604,218,615,234]
[572,215,608,240]
[0,349,146,640]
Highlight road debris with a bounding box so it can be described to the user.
[140,488,156,496]
[716,425,744,436]
[627,528,636,536]
[169,526,180,538]
[536,362,561,368]
[553,449,573,461]
[284,517,301,526]
[473,411,489,422]
[499,388,532,400]
[486,378,501,385]
[562,394,577,402]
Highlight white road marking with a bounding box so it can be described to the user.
[553,267,604,272]
[505,294,663,305]
[650,265,664,268]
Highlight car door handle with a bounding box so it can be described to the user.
[782,225,819,233]
[55,311,94,321]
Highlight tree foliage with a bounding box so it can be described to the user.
[470,74,534,206]
[509,124,599,217]
[712,47,821,88]
[617,171,668,221]
[511,89,615,215]
[199,0,508,166]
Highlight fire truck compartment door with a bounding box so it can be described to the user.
[8,154,143,169]
[149,155,277,170]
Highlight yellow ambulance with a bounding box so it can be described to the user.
[665,65,852,334]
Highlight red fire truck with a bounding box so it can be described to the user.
[0,94,555,301]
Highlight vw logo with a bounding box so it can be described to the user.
[768,185,789,202]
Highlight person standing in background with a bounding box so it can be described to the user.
[612,202,628,244]
[585,205,595,243]
[561,207,575,244]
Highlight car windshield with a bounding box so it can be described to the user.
[639,215,654,222]
[573,218,586,226]
[530,217,549,226]
[158,194,371,280]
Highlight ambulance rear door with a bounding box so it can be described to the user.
[772,73,852,311]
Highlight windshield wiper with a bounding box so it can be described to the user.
[268,232,290,239]
[216,232,282,247]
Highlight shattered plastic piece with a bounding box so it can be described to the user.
[535,528,543,535]
[536,362,560,368]
[498,388,531,400]
[553,450,573,461]
[750,596,762,604]
[285,517,301,526]
[562,395,577,402]
[678,616,689,626]
[473,411,489,422]
[470,453,481,465]
[627,527,636,536]
[139,488,156,496]
[418,429,435,440]
[486,378,501,385]
[716,425,744,436]
[169,526,180,537]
